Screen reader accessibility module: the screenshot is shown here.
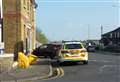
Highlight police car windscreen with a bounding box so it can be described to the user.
[65,44,82,49]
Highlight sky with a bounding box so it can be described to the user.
[36,0,120,41]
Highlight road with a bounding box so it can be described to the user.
[38,52,120,82]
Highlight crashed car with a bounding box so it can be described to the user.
[32,43,62,59]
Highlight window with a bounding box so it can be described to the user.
[110,33,112,38]
[65,44,83,49]
[23,0,26,9]
[114,32,116,38]
[27,0,30,11]
[23,0,26,5]
[118,32,120,38]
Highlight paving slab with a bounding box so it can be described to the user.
[0,59,52,82]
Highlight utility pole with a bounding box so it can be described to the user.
[101,25,103,39]
[100,25,104,49]
[88,24,90,40]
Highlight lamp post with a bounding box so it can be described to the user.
[88,24,90,40]
[101,25,103,39]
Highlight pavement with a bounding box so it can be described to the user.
[0,59,52,82]
[95,50,120,56]
[43,52,120,82]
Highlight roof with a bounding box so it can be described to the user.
[62,41,82,44]
[47,42,63,45]
[102,27,120,36]
[62,40,81,43]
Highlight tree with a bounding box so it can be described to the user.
[36,29,48,44]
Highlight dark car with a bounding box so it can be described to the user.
[86,45,96,52]
[32,43,62,59]
[86,42,96,52]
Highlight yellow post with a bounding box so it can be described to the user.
[18,52,30,69]
[28,54,38,64]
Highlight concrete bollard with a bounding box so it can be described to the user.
[0,54,14,73]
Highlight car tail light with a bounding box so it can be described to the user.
[81,50,87,53]
[81,54,86,57]
[80,50,87,57]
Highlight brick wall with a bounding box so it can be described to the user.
[3,0,36,56]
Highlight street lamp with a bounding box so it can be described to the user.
[87,24,90,40]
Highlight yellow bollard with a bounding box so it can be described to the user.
[28,54,38,64]
[18,52,30,69]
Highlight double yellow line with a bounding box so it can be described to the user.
[57,67,64,78]
[43,67,64,80]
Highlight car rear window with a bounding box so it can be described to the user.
[65,44,83,49]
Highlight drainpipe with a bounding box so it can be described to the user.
[0,0,3,42]
[0,0,4,54]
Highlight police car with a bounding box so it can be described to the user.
[58,41,88,64]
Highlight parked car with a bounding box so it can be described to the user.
[86,45,96,52]
[86,42,96,52]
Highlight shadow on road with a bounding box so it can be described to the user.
[51,60,85,68]
[32,59,51,65]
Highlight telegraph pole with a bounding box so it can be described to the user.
[88,24,90,40]
[101,25,103,39]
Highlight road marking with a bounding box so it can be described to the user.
[89,60,112,63]
[42,67,64,80]
[99,65,116,73]
[88,60,97,62]
[59,67,64,78]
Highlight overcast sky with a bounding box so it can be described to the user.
[36,0,119,41]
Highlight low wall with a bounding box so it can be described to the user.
[104,46,120,53]
[0,54,14,73]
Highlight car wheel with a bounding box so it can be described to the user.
[83,61,88,64]
[44,56,48,58]
[56,59,59,62]
[49,55,54,59]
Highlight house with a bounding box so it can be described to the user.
[3,0,37,59]
[101,27,120,52]
[101,27,120,46]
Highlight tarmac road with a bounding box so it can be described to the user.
[37,52,120,82]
